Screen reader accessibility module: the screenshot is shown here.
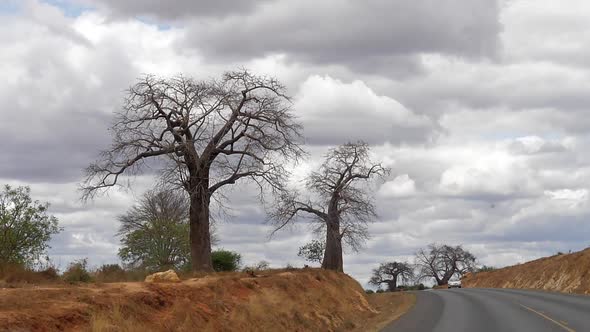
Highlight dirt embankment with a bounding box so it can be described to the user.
[463,247,590,295]
[0,268,413,332]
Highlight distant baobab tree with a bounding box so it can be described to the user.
[271,142,389,272]
[369,261,414,292]
[415,244,476,286]
[82,70,304,272]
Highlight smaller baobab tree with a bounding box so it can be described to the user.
[369,261,414,292]
[271,142,389,272]
[415,243,476,286]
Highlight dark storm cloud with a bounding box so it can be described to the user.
[81,0,275,19]
[0,11,140,183]
[183,0,501,73]
[0,110,111,182]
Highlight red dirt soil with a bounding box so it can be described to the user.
[463,247,590,295]
[0,268,411,332]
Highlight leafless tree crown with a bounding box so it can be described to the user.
[81,70,304,200]
[415,243,476,285]
[271,142,389,251]
[369,261,414,291]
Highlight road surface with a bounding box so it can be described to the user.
[382,288,590,332]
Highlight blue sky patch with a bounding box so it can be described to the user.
[41,0,92,17]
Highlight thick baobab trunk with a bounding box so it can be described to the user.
[387,279,398,292]
[322,216,343,272]
[439,272,454,286]
[188,177,213,272]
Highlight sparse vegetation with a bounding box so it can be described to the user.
[94,264,128,283]
[477,265,497,273]
[243,260,271,273]
[463,247,590,294]
[1,268,403,332]
[398,283,428,291]
[62,258,93,283]
[0,263,60,285]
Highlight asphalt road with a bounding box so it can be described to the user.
[382,288,590,332]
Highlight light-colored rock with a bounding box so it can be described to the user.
[145,269,181,283]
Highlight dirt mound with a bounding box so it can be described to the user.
[463,247,590,294]
[0,268,403,332]
[144,270,180,283]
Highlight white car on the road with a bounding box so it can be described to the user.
[448,280,462,288]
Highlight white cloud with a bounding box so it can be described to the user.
[294,75,436,145]
[544,189,589,202]
[379,175,416,198]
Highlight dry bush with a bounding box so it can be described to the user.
[62,259,93,284]
[0,263,60,286]
[89,302,151,332]
[94,264,128,283]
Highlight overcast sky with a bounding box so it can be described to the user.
[2,0,590,287]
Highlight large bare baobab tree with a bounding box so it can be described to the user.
[271,142,389,272]
[415,243,476,286]
[82,70,304,272]
[369,261,414,292]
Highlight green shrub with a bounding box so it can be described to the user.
[211,250,241,272]
[63,258,92,283]
[477,265,497,273]
[94,264,127,282]
[365,289,375,294]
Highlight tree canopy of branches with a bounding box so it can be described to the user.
[297,239,325,265]
[271,142,389,272]
[415,243,476,286]
[0,185,61,266]
[117,189,194,272]
[82,70,304,272]
[369,261,414,292]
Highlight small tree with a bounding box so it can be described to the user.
[297,239,325,265]
[82,70,304,272]
[62,258,92,283]
[271,142,389,272]
[415,244,476,286]
[477,265,496,273]
[0,185,61,266]
[211,249,241,272]
[118,190,192,272]
[369,261,414,292]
